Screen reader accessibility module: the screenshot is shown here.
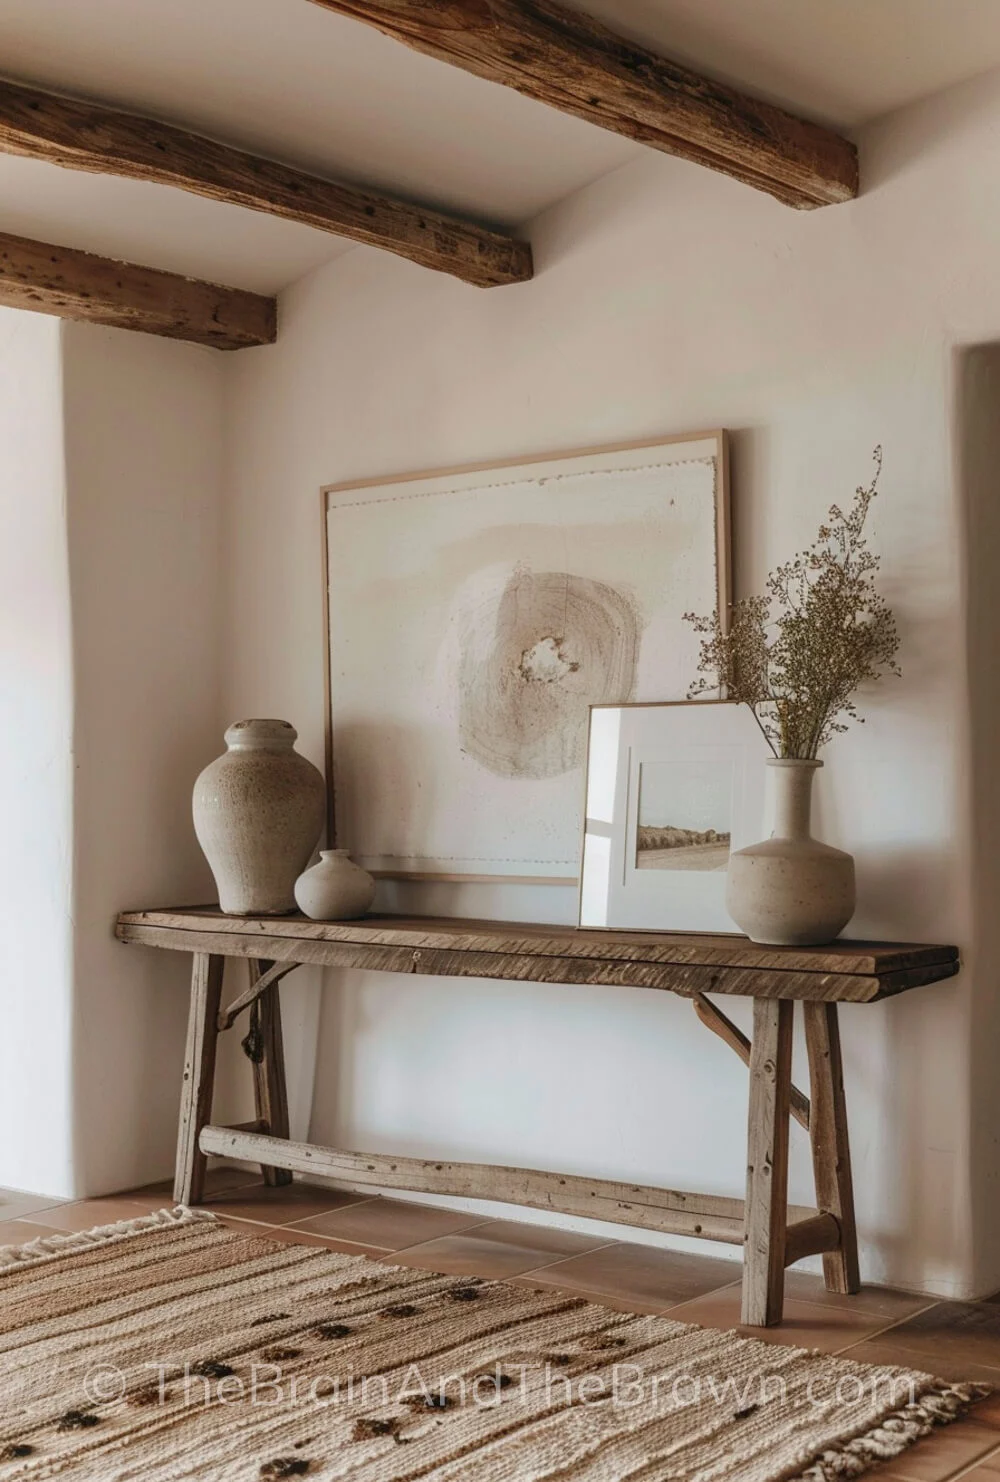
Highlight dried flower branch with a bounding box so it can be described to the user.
[685,448,900,759]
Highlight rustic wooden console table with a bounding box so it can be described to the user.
[115,907,959,1326]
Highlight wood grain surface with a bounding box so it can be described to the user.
[308,0,858,208]
[0,77,532,287]
[0,230,275,349]
[117,909,959,1003]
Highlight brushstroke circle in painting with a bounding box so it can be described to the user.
[458,568,638,779]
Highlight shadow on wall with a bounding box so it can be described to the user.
[956,341,1000,1296]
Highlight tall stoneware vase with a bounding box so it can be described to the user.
[725,758,855,946]
[193,719,325,915]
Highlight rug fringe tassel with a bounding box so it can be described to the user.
[792,1380,994,1481]
[0,1205,217,1271]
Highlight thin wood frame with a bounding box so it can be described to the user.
[321,430,731,882]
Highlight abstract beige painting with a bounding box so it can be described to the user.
[323,432,729,881]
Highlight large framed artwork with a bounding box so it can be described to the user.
[323,431,730,883]
[579,701,767,932]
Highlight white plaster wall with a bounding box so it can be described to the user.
[61,323,233,1195]
[223,68,1000,1296]
[0,309,75,1197]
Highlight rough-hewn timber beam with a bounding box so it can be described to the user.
[307,0,858,208]
[0,77,532,288]
[0,231,276,350]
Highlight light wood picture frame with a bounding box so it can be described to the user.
[322,431,731,884]
[579,700,767,932]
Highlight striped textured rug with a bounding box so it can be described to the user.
[0,1208,987,1481]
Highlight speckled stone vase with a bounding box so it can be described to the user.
[192,719,325,915]
[294,849,376,921]
[725,759,855,946]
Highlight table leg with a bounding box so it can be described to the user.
[742,998,794,1326]
[174,952,225,1205]
[249,959,293,1188]
[804,1001,860,1293]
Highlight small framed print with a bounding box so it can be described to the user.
[578,701,767,932]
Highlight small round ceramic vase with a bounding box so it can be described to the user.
[725,758,855,946]
[294,849,376,921]
[192,719,326,915]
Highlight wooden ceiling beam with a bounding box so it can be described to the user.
[0,231,277,350]
[0,77,532,288]
[306,0,858,209]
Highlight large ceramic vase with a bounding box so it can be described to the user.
[294,850,376,921]
[726,759,855,946]
[193,719,325,915]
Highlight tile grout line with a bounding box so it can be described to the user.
[385,1236,626,1279]
[945,1439,1000,1480]
[217,1215,393,1256]
[371,1218,508,1260]
[273,1194,390,1225]
[829,1299,948,1355]
[510,1239,623,1280]
[660,1278,744,1317]
[207,1198,388,1232]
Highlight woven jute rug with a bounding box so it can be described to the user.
[0,1208,988,1481]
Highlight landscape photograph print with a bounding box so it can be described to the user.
[635,758,733,872]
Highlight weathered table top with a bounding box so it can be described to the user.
[116,907,959,1003]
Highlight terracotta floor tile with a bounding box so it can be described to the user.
[783,1270,934,1322]
[116,1190,190,1214]
[875,1303,1000,1371]
[387,1219,611,1280]
[861,1420,999,1481]
[838,1337,1000,1389]
[216,1215,387,1258]
[0,1219,69,1245]
[515,1241,741,1311]
[0,1190,65,1221]
[31,1199,156,1233]
[197,1181,373,1225]
[289,1197,489,1250]
[665,1284,893,1352]
[969,1390,1000,1430]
